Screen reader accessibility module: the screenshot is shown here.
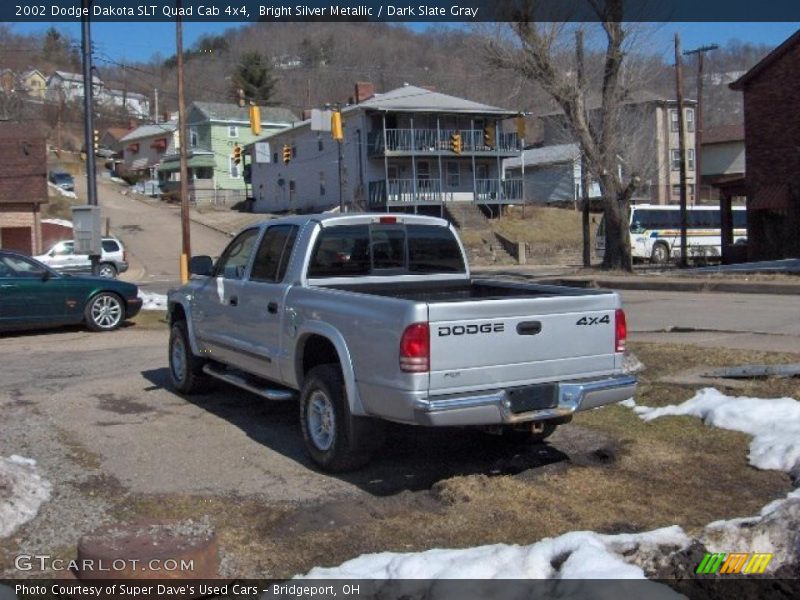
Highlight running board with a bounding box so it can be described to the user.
[202,365,296,401]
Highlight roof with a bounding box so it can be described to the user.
[103,127,132,141]
[701,124,745,145]
[536,90,696,118]
[191,102,298,125]
[21,69,45,79]
[120,120,178,143]
[504,143,580,170]
[730,29,800,90]
[355,84,516,115]
[52,70,103,85]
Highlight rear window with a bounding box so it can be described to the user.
[101,240,120,252]
[307,223,465,278]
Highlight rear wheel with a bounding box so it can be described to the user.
[650,242,671,265]
[98,263,118,279]
[85,292,124,331]
[168,320,209,394]
[300,364,383,472]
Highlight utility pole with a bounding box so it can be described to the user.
[674,33,688,268]
[176,0,191,283]
[684,44,718,204]
[153,87,159,122]
[332,104,344,212]
[81,0,99,275]
[576,29,591,268]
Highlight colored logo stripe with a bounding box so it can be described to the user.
[696,552,773,575]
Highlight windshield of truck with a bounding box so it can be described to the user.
[307,223,466,278]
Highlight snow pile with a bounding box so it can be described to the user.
[298,527,690,581]
[41,218,73,229]
[633,388,800,475]
[138,291,167,311]
[0,455,52,538]
[47,182,77,199]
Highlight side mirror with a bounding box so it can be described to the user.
[189,255,213,277]
[49,250,56,257]
[40,269,51,281]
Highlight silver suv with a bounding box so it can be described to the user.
[35,237,129,279]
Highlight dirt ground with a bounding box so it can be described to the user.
[2,328,796,579]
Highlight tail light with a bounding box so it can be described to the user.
[615,309,627,353]
[123,249,128,262]
[400,323,429,373]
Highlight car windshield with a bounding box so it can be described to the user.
[53,173,72,182]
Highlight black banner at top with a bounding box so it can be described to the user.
[4,0,800,23]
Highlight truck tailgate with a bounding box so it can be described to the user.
[427,293,620,394]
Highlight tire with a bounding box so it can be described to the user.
[168,320,209,394]
[502,422,558,444]
[84,292,125,331]
[300,364,382,472]
[650,242,671,265]
[98,263,118,279]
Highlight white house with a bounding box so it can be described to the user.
[119,119,178,181]
[46,70,104,103]
[102,89,150,118]
[503,144,601,204]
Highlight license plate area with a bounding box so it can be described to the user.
[507,384,558,413]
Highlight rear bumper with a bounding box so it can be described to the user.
[125,297,143,319]
[117,261,129,274]
[409,374,637,427]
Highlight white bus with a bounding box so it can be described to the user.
[595,204,747,264]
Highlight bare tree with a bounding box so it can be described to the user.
[486,0,642,271]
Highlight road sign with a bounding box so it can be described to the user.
[255,142,271,163]
[310,109,333,132]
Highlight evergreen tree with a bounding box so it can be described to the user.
[230,51,278,106]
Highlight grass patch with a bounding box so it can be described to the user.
[131,310,169,330]
[491,205,596,258]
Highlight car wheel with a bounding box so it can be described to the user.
[85,292,125,331]
[650,242,670,265]
[501,422,558,444]
[300,364,382,472]
[98,263,118,278]
[168,321,209,394]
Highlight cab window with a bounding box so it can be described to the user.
[214,229,259,279]
[250,225,298,283]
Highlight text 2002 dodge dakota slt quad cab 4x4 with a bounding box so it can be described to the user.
[167,214,636,471]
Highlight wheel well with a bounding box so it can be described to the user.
[85,290,125,317]
[300,335,340,381]
[169,303,187,325]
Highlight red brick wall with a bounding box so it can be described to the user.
[741,39,800,259]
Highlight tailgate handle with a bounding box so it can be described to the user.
[517,321,542,336]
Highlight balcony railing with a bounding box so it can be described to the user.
[369,178,523,206]
[368,129,520,156]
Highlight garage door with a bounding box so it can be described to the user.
[0,227,33,254]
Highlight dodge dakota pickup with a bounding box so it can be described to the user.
[167,214,636,471]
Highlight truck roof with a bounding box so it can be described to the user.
[247,212,452,230]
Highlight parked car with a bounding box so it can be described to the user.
[48,170,75,192]
[35,237,129,279]
[168,214,636,472]
[0,250,142,332]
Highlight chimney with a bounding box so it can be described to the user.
[354,81,375,104]
[302,109,313,121]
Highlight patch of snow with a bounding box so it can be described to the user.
[622,352,645,374]
[41,218,73,229]
[0,455,52,538]
[297,527,690,582]
[47,182,77,199]
[618,398,637,408]
[138,291,167,311]
[633,387,800,474]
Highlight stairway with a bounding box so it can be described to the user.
[444,203,518,266]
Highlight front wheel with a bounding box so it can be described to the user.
[650,242,671,265]
[300,364,382,472]
[85,292,124,331]
[168,321,209,394]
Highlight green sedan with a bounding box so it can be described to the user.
[0,250,142,332]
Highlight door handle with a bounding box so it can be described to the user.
[267,301,278,314]
[517,321,542,335]
[229,296,238,306]
[0,284,17,289]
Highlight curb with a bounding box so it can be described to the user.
[538,277,800,296]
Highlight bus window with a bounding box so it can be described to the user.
[733,210,747,229]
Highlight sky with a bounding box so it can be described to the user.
[8,21,800,64]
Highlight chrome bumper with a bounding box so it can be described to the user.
[412,375,637,427]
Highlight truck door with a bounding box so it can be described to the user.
[234,224,299,381]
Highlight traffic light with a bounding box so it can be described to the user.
[232,144,242,165]
[93,129,99,153]
[483,125,496,149]
[450,132,462,155]
[331,110,343,141]
[516,115,526,139]
[249,105,261,135]
[282,144,292,164]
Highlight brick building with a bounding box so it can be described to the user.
[0,123,48,255]
[730,29,800,261]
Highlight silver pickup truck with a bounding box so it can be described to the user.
[167,214,636,471]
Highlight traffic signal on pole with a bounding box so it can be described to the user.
[232,144,242,165]
[93,129,99,153]
[516,115,526,139]
[282,144,292,164]
[483,125,495,149]
[450,132,462,155]
[249,105,261,135]
[331,110,343,141]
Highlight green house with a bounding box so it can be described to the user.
[159,101,297,204]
